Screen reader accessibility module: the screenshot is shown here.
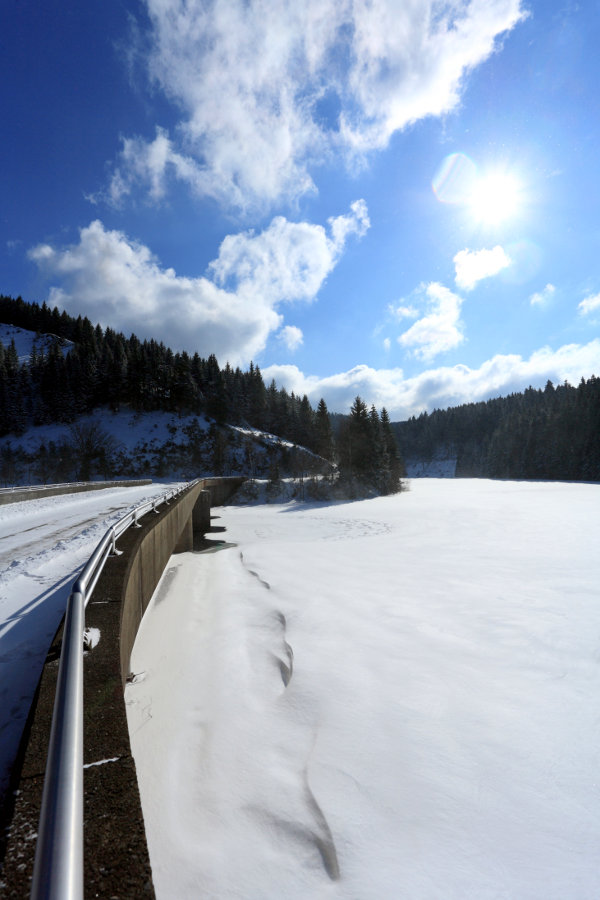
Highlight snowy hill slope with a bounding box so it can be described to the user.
[0,323,72,363]
[0,322,332,484]
[0,406,330,487]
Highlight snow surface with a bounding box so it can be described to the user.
[0,482,183,804]
[126,479,600,900]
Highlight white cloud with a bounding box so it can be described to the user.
[263,339,600,420]
[454,245,512,290]
[104,0,526,209]
[278,325,303,351]
[101,128,205,206]
[389,303,418,321]
[530,283,555,307]
[397,282,464,361]
[578,292,600,316]
[28,202,368,367]
[209,199,369,302]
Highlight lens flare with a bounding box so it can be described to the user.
[432,152,478,205]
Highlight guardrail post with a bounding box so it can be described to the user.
[109,530,122,557]
[30,589,84,900]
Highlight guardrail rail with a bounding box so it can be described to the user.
[29,480,197,900]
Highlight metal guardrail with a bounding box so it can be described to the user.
[29,480,198,900]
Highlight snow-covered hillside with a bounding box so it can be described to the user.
[127,479,600,899]
[0,321,332,486]
[2,408,212,458]
[0,323,72,364]
[0,406,328,485]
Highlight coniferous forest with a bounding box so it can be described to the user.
[393,377,600,482]
[0,295,404,494]
[1,294,599,487]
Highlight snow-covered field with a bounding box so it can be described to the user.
[127,479,600,900]
[0,482,183,805]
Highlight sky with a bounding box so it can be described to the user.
[1,0,599,420]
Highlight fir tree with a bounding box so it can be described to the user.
[314,398,334,460]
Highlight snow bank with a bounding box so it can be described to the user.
[126,479,600,899]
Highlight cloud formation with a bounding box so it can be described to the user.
[530,283,556,307]
[578,292,600,316]
[397,282,464,360]
[105,0,526,209]
[28,202,368,366]
[209,200,369,300]
[278,325,303,352]
[389,303,419,321]
[263,339,600,420]
[454,245,512,290]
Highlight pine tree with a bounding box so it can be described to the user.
[297,394,315,449]
[314,398,334,460]
[247,362,267,428]
[380,407,405,493]
[338,395,371,481]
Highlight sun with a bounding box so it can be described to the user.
[432,153,525,226]
[468,171,521,225]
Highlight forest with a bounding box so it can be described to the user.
[0,295,404,494]
[394,377,600,482]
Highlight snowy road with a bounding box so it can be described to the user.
[0,482,183,806]
[0,494,142,570]
[127,479,600,900]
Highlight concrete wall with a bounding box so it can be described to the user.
[118,476,244,686]
[202,478,245,506]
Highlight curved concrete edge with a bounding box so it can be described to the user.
[0,475,245,897]
[0,480,153,505]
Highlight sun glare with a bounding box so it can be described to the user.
[432,153,523,227]
[468,172,521,225]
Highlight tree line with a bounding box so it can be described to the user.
[394,376,600,482]
[0,295,404,493]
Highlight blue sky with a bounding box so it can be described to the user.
[2,0,599,419]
